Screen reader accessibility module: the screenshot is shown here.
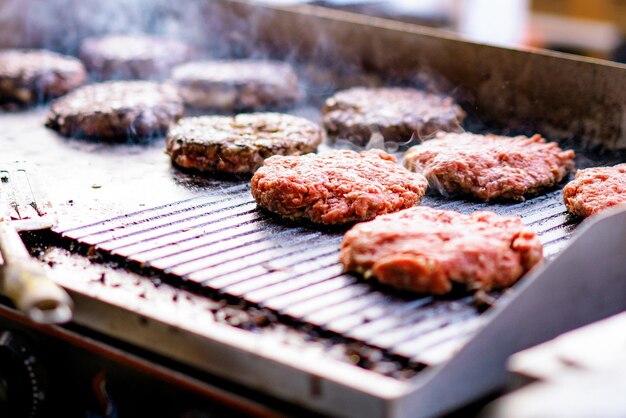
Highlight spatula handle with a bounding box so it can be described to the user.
[0,222,73,324]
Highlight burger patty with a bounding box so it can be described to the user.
[340,207,544,294]
[166,113,324,174]
[403,132,575,201]
[563,164,626,217]
[322,87,466,145]
[46,81,183,140]
[170,60,300,111]
[0,49,86,109]
[79,35,194,80]
[251,149,428,224]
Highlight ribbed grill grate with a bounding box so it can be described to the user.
[56,181,582,363]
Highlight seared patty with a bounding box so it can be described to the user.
[166,113,323,174]
[403,132,575,201]
[322,87,465,145]
[563,164,626,217]
[251,149,428,224]
[0,49,86,109]
[170,60,300,111]
[79,35,194,80]
[340,207,544,294]
[46,81,183,141]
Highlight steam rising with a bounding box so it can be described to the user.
[424,173,451,198]
[365,131,426,153]
[0,0,224,54]
[0,0,466,146]
[363,127,468,155]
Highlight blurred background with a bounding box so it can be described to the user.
[1,0,624,62]
[264,0,626,63]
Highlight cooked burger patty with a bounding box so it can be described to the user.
[322,87,466,145]
[403,132,575,201]
[0,49,86,109]
[166,113,323,174]
[340,207,544,294]
[251,149,428,224]
[79,35,194,80]
[170,60,300,111]
[46,81,183,140]
[563,164,626,217]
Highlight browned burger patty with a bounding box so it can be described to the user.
[0,49,86,109]
[170,60,300,111]
[79,35,194,81]
[166,113,323,174]
[403,132,575,201]
[322,87,466,145]
[563,164,626,218]
[251,149,428,224]
[340,206,544,294]
[46,81,183,141]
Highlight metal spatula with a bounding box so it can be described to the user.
[0,164,72,324]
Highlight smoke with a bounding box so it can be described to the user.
[424,173,451,198]
[0,0,228,54]
[0,0,468,144]
[0,0,460,96]
[363,130,422,153]
[375,132,423,153]
[0,0,372,88]
[362,128,464,154]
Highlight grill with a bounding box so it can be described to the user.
[1,1,626,417]
[52,147,618,365]
[57,185,483,364]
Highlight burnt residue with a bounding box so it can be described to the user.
[25,232,425,380]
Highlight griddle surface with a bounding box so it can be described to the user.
[2,106,624,368]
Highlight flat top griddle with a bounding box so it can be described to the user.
[2,99,623,378]
[0,2,624,416]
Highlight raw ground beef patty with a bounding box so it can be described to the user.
[340,206,544,294]
[403,132,575,201]
[322,87,466,145]
[46,81,183,140]
[79,35,194,81]
[0,49,86,109]
[170,60,300,111]
[251,149,428,224]
[563,164,626,217]
[166,113,323,174]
